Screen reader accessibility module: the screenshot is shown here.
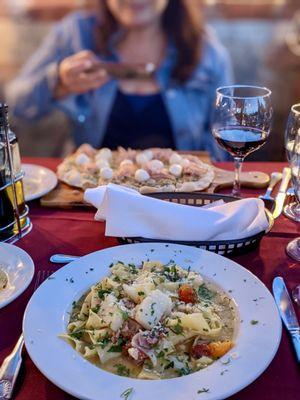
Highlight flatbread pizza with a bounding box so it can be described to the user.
[57,144,214,193]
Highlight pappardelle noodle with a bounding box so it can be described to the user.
[60,261,236,379]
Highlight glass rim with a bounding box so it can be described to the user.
[216,85,272,99]
[291,103,300,115]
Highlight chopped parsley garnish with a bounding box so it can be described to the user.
[120,387,133,399]
[165,361,174,370]
[150,303,156,316]
[98,289,111,299]
[128,263,138,274]
[91,305,100,313]
[114,364,130,377]
[157,350,165,358]
[197,388,210,394]
[198,284,214,301]
[69,329,84,340]
[251,320,259,325]
[108,338,125,353]
[98,332,110,349]
[163,261,180,282]
[120,310,129,320]
[179,366,191,376]
[138,291,145,296]
[171,322,183,334]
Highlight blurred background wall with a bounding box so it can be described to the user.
[0,0,299,160]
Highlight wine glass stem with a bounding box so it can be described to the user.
[232,157,244,197]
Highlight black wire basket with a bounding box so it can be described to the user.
[118,192,273,256]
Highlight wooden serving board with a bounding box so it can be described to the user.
[40,151,270,208]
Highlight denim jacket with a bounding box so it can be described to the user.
[6,11,233,160]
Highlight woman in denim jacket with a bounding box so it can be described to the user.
[6,0,233,160]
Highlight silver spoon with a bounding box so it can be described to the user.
[50,254,80,264]
[292,284,300,307]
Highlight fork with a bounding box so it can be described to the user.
[0,270,54,399]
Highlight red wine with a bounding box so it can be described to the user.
[213,127,268,158]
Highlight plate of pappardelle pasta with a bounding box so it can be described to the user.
[23,243,281,400]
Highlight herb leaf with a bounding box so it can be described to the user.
[69,329,84,340]
[120,387,133,399]
[197,387,210,394]
[198,284,214,301]
[114,364,130,377]
[171,322,183,334]
[98,289,111,300]
[108,338,124,353]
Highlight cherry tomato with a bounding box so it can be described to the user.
[178,284,197,303]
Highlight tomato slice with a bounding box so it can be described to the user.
[191,343,212,359]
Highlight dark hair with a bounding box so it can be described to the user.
[97,0,204,83]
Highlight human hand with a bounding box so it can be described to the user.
[55,50,109,98]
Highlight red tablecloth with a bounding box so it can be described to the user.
[1,159,299,400]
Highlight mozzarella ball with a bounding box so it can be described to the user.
[136,153,148,165]
[66,170,82,186]
[75,153,90,166]
[96,148,112,161]
[179,158,190,167]
[148,159,164,171]
[169,164,183,177]
[120,159,133,167]
[135,169,150,182]
[136,150,153,165]
[169,152,182,165]
[143,149,153,161]
[100,167,113,180]
[95,159,109,169]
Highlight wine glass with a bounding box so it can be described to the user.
[284,103,300,221]
[212,85,273,197]
[285,120,300,261]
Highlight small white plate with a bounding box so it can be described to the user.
[23,243,281,400]
[0,243,35,309]
[22,164,58,201]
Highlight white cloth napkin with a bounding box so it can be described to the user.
[84,183,269,241]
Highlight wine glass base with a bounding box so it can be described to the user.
[286,238,300,261]
[283,203,300,222]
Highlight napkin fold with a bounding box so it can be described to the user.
[84,184,269,241]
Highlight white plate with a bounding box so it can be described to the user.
[23,243,281,400]
[0,243,35,309]
[22,164,58,201]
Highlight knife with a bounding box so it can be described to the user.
[272,277,300,363]
[272,167,291,219]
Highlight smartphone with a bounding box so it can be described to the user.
[85,61,156,80]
